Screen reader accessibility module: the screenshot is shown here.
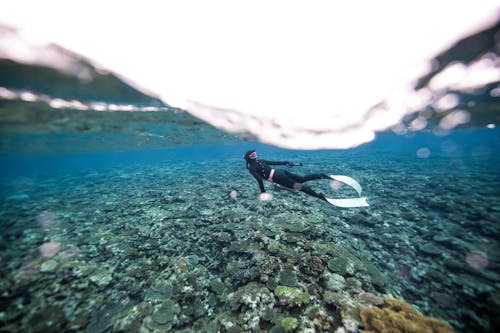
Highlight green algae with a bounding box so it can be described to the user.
[281,317,299,332]
[274,285,310,305]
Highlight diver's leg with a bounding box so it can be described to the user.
[300,184,327,201]
[285,172,330,183]
[272,170,297,189]
[282,171,328,200]
[300,173,330,182]
[275,171,327,201]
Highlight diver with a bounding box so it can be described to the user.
[244,149,330,201]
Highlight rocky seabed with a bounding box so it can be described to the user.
[0,157,498,332]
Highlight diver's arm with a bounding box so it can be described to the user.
[256,177,265,193]
[261,159,290,166]
[250,169,266,193]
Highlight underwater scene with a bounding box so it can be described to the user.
[1,6,500,333]
[1,124,499,333]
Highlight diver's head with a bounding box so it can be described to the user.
[244,150,257,162]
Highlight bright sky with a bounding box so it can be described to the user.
[1,1,498,148]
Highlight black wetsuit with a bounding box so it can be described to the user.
[246,159,328,201]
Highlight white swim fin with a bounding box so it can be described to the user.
[329,175,363,196]
[326,197,369,208]
[326,175,369,207]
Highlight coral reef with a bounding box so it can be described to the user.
[360,299,454,333]
[0,150,498,332]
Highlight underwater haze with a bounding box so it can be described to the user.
[1,5,500,333]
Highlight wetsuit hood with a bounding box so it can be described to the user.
[244,150,257,161]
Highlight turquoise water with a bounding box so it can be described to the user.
[1,128,499,332]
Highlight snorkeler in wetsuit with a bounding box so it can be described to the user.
[244,150,329,201]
